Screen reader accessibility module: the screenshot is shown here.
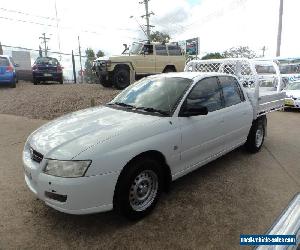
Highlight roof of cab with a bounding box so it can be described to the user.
[148,71,235,80]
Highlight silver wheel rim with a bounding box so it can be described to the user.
[255,125,264,148]
[129,170,158,212]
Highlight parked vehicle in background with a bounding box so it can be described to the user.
[23,71,284,220]
[282,81,300,109]
[93,41,186,89]
[258,57,300,87]
[0,55,19,88]
[32,57,63,85]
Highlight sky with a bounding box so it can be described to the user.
[0,0,299,62]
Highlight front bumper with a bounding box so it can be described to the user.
[284,98,300,108]
[23,147,119,215]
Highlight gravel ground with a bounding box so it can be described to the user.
[0,81,120,120]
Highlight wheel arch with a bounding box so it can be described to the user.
[113,63,133,72]
[163,65,177,72]
[113,150,172,206]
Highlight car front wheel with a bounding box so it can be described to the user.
[113,68,130,89]
[114,157,163,220]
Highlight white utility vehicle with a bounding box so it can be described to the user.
[23,70,284,220]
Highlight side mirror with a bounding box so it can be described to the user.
[180,105,208,117]
[14,63,20,67]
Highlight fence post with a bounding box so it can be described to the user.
[72,50,76,84]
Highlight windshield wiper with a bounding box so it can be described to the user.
[108,102,136,109]
[136,107,170,116]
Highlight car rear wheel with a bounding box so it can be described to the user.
[10,78,16,88]
[114,157,163,220]
[113,68,130,89]
[245,116,266,153]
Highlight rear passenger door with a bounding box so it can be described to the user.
[218,76,253,148]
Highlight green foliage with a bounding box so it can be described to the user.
[222,46,257,59]
[201,52,224,60]
[96,50,105,58]
[149,31,171,44]
[84,48,98,83]
[0,42,3,55]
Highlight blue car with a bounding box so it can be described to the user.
[0,55,18,88]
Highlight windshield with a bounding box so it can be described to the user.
[35,57,59,66]
[129,43,143,54]
[110,76,193,115]
[285,81,300,90]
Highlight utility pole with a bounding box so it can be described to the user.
[71,50,77,84]
[39,33,50,56]
[140,0,154,40]
[262,46,267,57]
[78,36,83,83]
[54,0,62,61]
[276,0,283,57]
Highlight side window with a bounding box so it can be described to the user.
[186,77,222,112]
[167,45,181,56]
[219,76,244,107]
[155,45,168,55]
[141,45,153,55]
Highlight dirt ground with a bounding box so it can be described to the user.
[0,82,299,249]
[0,81,120,120]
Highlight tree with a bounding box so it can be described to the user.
[96,50,105,58]
[201,52,224,60]
[0,42,3,55]
[84,48,97,83]
[149,31,171,44]
[222,46,257,59]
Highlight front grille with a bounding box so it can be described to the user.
[30,148,44,163]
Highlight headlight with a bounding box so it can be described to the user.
[44,160,91,178]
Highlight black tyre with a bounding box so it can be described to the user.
[245,116,266,153]
[163,66,176,73]
[114,157,163,220]
[10,78,16,88]
[33,78,39,85]
[113,68,130,89]
[99,76,112,87]
[59,78,63,84]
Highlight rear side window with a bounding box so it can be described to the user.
[186,77,223,112]
[0,57,9,66]
[219,76,244,107]
[167,45,181,56]
[155,45,168,55]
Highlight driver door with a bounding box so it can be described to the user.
[175,77,226,176]
[135,44,155,74]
